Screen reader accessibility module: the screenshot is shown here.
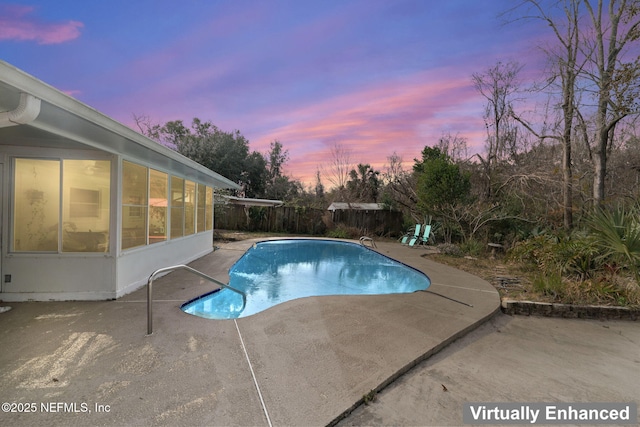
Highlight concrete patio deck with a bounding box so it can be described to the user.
[338,313,640,426]
[0,238,500,426]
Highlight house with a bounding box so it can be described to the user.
[0,61,241,301]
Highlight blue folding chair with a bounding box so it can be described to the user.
[418,224,432,246]
[399,224,421,245]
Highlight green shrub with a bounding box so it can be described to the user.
[460,239,483,257]
[555,233,602,280]
[563,278,640,306]
[508,231,604,280]
[586,205,640,279]
[326,225,349,239]
[326,224,361,239]
[437,243,463,257]
[508,233,559,273]
[532,272,565,299]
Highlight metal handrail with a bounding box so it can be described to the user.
[359,236,377,249]
[146,264,247,335]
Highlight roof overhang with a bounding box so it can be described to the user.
[0,61,240,190]
[222,195,283,207]
[327,202,385,211]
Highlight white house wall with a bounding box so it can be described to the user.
[115,231,215,297]
[1,255,116,301]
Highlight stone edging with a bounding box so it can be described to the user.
[501,298,639,320]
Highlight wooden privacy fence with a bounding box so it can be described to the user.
[214,204,403,236]
[329,208,403,236]
[214,205,326,234]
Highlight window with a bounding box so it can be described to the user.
[122,161,148,249]
[170,176,184,239]
[119,161,213,248]
[63,160,111,252]
[149,169,168,244]
[196,183,206,232]
[206,187,213,231]
[13,159,60,251]
[12,158,111,253]
[184,180,196,236]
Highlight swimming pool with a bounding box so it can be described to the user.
[181,239,431,319]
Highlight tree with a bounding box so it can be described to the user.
[179,126,250,185]
[415,148,471,213]
[313,168,325,199]
[583,0,640,207]
[436,132,469,162]
[264,140,300,200]
[137,117,269,197]
[414,147,471,241]
[266,140,288,183]
[242,151,268,198]
[382,152,421,222]
[510,0,639,218]
[512,0,584,229]
[472,60,523,198]
[323,142,352,196]
[346,164,380,202]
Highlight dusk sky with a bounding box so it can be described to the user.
[1,0,548,187]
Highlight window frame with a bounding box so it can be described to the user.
[119,159,215,251]
[10,156,113,254]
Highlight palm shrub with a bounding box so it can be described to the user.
[510,232,600,278]
[507,217,640,306]
[460,238,483,257]
[554,232,602,281]
[586,205,640,280]
[508,233,560,274]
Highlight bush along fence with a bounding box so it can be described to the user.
[214,205,326,234]
[328,208,403,236]
[214,204,404,237]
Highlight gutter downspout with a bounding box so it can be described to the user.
[0,92,41,127]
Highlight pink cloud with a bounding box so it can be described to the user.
[0,4,83,44]
[251,71,486,186]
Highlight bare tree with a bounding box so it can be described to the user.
[583,0,640,207]
[382,152,420,221]
[132,114,161,139]
[472,60,523,198]
[323,142,352,197]
[436,132,469,162]
[511,0,584,229]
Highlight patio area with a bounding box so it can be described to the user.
[0,238,499,425]
[2,238,637,426]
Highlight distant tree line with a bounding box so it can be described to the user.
[134,117,302,200]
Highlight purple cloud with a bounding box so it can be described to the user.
[0,4,83,44]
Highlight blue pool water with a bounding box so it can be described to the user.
[181,239,431,319]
